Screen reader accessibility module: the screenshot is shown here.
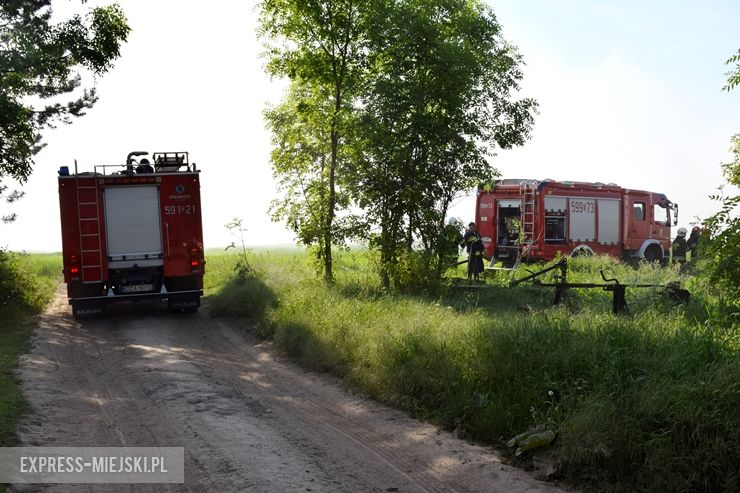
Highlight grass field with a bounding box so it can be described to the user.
[0,252,61,452]
[206,249,740,492]
[2,249,737,491]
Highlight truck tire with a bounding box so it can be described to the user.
[167,295,200,314]
[643,245,663,263]
[570,245,595,258]
[71,301,103,320]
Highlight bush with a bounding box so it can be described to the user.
[0,249,51,313]
[387,249,443,294]
[703,134,740,303]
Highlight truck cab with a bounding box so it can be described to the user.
[623,190,678,261]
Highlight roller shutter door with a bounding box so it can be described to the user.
[597,199,620,244]
[104,186,162,259]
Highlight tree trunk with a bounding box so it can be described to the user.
[434,199,452,279]
[406,213,413,250]
[324,128,337,282]
[324,80,343,283]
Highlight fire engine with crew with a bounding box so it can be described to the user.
[58,151,205,318]
[475,178,678,267]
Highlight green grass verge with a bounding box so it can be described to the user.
[206,250,739,492]
[0,252,61,450]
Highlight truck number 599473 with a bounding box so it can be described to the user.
[570,200,594,214]
[164,204,197,215]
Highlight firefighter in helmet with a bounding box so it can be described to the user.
[671,227,688,264]
[461,222,485,282]
[687,226,701,260]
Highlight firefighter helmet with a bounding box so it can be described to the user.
[677,227,687,236]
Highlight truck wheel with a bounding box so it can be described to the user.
[643,245,663,263]
[72,301,103,320]
[570,246,594,258]
[167,295,200,314]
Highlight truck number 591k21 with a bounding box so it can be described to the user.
[164,204,197,215]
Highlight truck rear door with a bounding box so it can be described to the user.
[104,185,163,262]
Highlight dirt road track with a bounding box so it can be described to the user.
[12,287,566,492]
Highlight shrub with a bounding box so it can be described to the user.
[0,249,50,313]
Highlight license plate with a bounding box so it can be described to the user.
[120,283,154,294]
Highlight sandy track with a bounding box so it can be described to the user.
[12,286,565,492]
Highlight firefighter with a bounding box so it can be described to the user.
[671,227,688,264]
[687,226,701,260]
[461,222,485,282]
[135,158,154,174]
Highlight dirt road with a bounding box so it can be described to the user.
[13,287,565,492]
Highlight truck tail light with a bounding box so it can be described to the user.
[69,254,80,277]
[190,247,202,272]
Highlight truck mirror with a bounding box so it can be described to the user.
[672,204,679,226]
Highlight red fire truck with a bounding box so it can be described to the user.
[475,179,678,266]
[58,151,205,318]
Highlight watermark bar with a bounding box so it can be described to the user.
[0,447,184,483]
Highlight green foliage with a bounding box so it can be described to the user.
[0,183,24,224]
[259,0,364,281]
[224,217,254,280]
[354,0,536,287]
[703,134,740,309]
[386,249,441,293]
[0,252,60,454]
[0,250,55,313]
[260,0,536,285]
[208,270,277,326]
[0,316,31,451]
[723,48,740,92]
[264,82,361,277]
[207,250,740,492]
[0,0,129,184]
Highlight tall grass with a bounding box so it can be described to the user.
[207,250,738,492]
[0,251,61,457]
[0,251,60,317]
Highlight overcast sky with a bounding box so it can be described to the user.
[2,0,739,252]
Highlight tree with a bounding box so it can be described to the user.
[264,81,358,270]
[260,0,536,287]
[703,50,740,299]
[259,0,364,281]
[0,0,129,222]
[354,0,537,287]
[1,1,129,182]
[703,135,739,297]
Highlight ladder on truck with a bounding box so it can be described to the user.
[519,180,539,263]
[75,163,104,283]
[520,181,536,244]
[486,181,538,274]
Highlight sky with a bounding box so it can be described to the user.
[2,0,739,252]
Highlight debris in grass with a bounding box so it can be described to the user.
[507,428,557,456]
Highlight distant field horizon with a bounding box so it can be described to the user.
[3,244,308,255]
